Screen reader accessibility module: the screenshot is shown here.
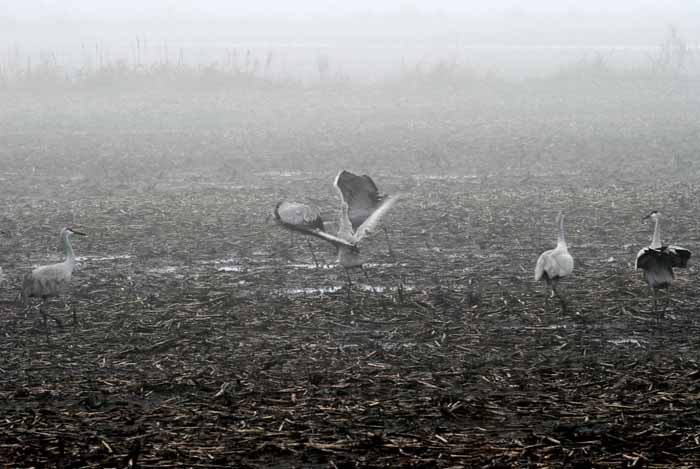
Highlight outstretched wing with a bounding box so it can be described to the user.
[274,201,324,231]
[334,170,383,230]
[275,202,354,248]
[307,228,356,248]
[636,245,691,270]
[636,247,656,270]
[352,195,400,243]
[665,245,691,268]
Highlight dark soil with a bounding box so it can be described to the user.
[1,82,700,467]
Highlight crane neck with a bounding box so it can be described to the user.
[651,217,662,248]
[556,215,567,248]
[337,203,354,241]
[62,232,76,265]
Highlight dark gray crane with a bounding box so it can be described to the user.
[273,201,327,267]
[22,227,86,334]
[635,210,691,319]
[334,170,395,258]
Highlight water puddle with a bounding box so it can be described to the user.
[284,262,402,270]
[608,338,644,347]
[201,257,246,272]
[356,284,415,293]
[278,284,414,295]
[78,254,134,262]
[413,174,479,181]
[288,263,336,270]
[148,266,180,274]
[256,170,309,177]
[279,286,343,295]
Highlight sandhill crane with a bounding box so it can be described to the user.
[273,201,326,267]
[332,195,399,295]
[334,170,395,258]
[273,174,400,297]
[635,210,691,319]
[0,230,7,288]
[534,212,574,313]
[22,227,86,333]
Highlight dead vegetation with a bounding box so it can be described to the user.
[1,81,700,467]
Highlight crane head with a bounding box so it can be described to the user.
[642,210,660,222]
[63,226,87,236]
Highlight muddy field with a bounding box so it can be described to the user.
[2,81,700,467]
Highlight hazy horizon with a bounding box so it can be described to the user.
[1,1,698,82]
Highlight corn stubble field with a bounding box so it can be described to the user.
[1,75,700,467]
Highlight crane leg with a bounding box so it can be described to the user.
[543,279,551,311]
[39,299,49,337]
[382,227,395,260]
[306,239,320,268]
[360,266,376,294]
[552,281,567,314]
[344,268,353,302]
[39,298,63,329]
[660,288,671,320]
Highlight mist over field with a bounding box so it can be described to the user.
[2,2,700,467]
[2,1,699,181]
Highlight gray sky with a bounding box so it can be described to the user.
[1,0,697,82]
[2,1,698,21]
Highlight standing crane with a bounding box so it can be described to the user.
[273,201,326,267]
[534,211,574,313]
[0,229,8,288]
[635,210,691,319]
[22,227,86,334]
[334,170,395,258]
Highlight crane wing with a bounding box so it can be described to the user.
[307,228,356,248]
[665,245,691,267]
[534,250,551,281]
[334,170,383,230]
[352,195,399,243]
[274,201,324,231]
[636,247,656,270]
[636,245,691,270]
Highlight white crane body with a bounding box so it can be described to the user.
[534,212,574,311]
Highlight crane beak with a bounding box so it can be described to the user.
[642,210,659,222]
[70,229,87,236]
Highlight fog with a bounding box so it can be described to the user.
[4,3,700,467]
[2,1,700,81]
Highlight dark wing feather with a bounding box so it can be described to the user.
[334,170,384,230]
[636,246,691,270]
[274,201,324,231]
[636,247,656,270]
[665,245,691,268]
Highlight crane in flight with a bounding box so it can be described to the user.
[635,210,691,319]
[334,170,396,259]
[534,211,574,313]
[22,226,86,335]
